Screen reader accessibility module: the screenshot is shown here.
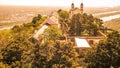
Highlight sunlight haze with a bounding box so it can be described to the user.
[0,0,120,7]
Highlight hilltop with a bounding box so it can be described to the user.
[0,4,120,67]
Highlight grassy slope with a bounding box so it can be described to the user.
[95,12,120,18]
[104,18,120,32]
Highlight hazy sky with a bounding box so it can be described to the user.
[0,0,120,7]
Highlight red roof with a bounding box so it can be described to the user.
[42,18,58,26]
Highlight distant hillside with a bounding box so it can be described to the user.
[0,5,120,30]
[0,5,120,24]
[104,18,120,32]
[84,6,120,14]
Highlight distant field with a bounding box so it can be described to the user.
[0,22,22,28]
[84,6,120,14]
[0,6,63,24]
[0,6,62,29]
[104,18,120,32]
[95,11,120,18]
[0,5,120,30]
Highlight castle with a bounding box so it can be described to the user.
[69,2,84,17]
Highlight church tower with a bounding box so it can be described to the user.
[80,2,83,13]
[70,2,75,17]
[71,2,74,10]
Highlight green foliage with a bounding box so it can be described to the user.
[0,15,79,68]
[58,9,69,19]
[32,14,42,24]
[69,13,82,36]
[57,10,103,36]
[30,14,46,30]
[0,21,34,67]
[43,26,63,41]
[30,41,79,68]
[1,9,118,68]
[36,16,47,25]
[85,31,120,68]
[1,41,23,65]
[69,13,103,36]
[31,44,47,68]
[0,30,13,48]
[51,41,79,68]
[58,9,69,35]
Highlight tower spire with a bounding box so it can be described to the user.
[80,0,84,14]
[71,0,74,10]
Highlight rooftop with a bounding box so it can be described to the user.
[41,18,58,26]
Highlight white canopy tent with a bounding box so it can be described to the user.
[75,38,90,48]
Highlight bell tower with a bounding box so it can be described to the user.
[71,2,74,10]
[70,1,75,17]
[80,2,83,13]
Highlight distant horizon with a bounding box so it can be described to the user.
[0,4,120,8]
[0,0,120,7]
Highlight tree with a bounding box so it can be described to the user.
[0,22,34,67]
[30,26,63,68]
[30,26,79,68]
[68,13,103,36]
[32,14,42,24]
[50,41,79,68]
[58,9,69,35]
[43,26,63,41]
[31,43,47,68]
[30,41,79,68]
[69,13,83,36]
[1,40,23,67]
[85,31,120,68]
